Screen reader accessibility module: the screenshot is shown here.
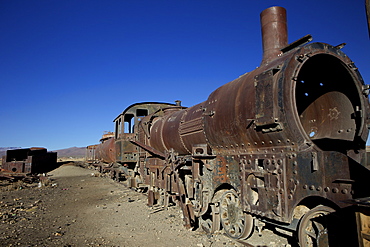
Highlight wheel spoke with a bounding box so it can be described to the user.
[305,228,317,239]
[311,219,323,233]
[219,190,254,240]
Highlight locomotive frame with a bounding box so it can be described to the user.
[88,6,370,246]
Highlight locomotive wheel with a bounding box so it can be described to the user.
[298,205,335,247]
[219,190,253,239]
[200,204,220,234]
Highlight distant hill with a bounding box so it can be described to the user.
[0,147,21,157]
[0,146,86,159]
[53,147,86,158]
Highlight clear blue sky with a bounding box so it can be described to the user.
[0,0,369,151]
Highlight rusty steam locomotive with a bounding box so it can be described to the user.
[87,6,370,246]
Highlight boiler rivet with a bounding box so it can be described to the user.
[332,188,339,193]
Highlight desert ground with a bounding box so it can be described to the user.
[0,162,292,247]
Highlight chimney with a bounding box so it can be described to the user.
[260,6,288,66]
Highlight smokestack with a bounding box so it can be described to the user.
[260,6,288,66]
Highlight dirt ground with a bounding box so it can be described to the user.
[0,163,292,247]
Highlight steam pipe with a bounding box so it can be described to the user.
[260,6,288,66]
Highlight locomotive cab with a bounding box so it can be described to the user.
[114,103,176,163]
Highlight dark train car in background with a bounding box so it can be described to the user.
[1,147,57,174]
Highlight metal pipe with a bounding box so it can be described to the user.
[260,6,288,66]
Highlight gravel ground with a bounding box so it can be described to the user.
[0,163,292,247]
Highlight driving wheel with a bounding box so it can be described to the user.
[298,205,335,247]
[219,190,253,239]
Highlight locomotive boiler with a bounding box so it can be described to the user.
[90,6,370,246]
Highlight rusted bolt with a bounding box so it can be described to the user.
[309,185,315,190]
[288,195,293,200]
[278,169,282,174]
[332,188,339,193]
[303,185,308,189]
[342,189,348,194]
[293,161,297,166]
[293,170,297,174]
[324,187,330,192]
[316,186,322,191]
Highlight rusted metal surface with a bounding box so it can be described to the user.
[113,102,182,163]
[88,6,370,245]
[138,5,369,244]
[95,137,115,163]
[85,144,98,162]
[260,6,288,66]
[1,148,57,174]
